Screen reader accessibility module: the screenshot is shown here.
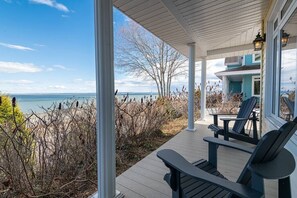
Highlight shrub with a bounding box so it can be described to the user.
[164,86,201,119]
[0,97,171,197]
[0,95,25,127]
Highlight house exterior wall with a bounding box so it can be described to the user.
[227,64,241,70]
[242,75,252,100]
[262,0,297,196]
[229,81,241,94]
[227,54,258,69]
[244,54,260,65]
[225,54,261,100]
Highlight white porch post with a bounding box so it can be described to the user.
[222,75,229,102]
[187,43,196,131]
[94,0,116,198]
[200,57,207,120]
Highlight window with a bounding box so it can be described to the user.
[274,18,278,30]
[281,0,293,19]
[272,36,278,114]
[252,76,261,97]
[252,53,261,63]
[271,7,297,121]
[278,20,297,120]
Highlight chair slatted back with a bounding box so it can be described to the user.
[283,97,295,115]
[232,97,257,133]
[237,119,297,185]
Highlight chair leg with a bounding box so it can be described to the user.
[208,142,217,168]
[252,112,258,140]
[223,120,230,141]
[279,177,291,198]
[251,173,264,195]
[213,115,218,126]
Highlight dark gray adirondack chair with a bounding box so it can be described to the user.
[157,119,297,198]
[282,97,295,121]
[208,96,259,145]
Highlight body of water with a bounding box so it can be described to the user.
[10,92,158,113]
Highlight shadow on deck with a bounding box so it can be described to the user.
[116,118,277,198]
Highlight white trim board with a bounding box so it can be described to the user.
[215,69,260,77]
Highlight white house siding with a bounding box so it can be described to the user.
[261,0,297,197]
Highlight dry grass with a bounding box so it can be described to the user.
[116,116,188,175]
[161,117,188,135]
[0,94,192,197]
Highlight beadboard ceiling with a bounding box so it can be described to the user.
[113,0,272,59]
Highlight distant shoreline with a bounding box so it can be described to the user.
[9,92,158,113]
[5,92,159,95]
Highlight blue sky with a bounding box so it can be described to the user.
[0,0,223,94]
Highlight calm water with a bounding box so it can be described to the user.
[11,93,158,113]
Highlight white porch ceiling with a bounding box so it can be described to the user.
[113,0,271,60]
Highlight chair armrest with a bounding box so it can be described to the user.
[220,117,248,121]
[210,113,238,116]
[248,148,295,179]
[210,113,237,126]
[218,117,249,141]
[157,149,263,198]
[203,137,254,154]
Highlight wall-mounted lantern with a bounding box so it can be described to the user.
[253,32,266,51]
[281,30,290,47]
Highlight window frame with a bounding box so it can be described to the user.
[252,53,261,64]
[265,0,297,127]
[252,76,261,97]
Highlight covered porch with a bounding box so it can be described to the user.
[114,116,277,198]
[93,0,297,197]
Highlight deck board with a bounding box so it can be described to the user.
[116,118,278,197]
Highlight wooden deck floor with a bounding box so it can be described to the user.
[116,118,278,198]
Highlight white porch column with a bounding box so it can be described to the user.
[200,57,207,120]
[222,76,229,102]
[187,43,196,131]
[94,1,116,197]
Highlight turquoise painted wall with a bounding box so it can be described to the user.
[227,64,241,70]
[229,82,242,94]
[244,54,260,65]
[224,54,261,100]
[242,75,252,100]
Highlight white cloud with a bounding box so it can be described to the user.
[4,80,34,84]
[46,64,69,71]
[49,85,66,89]
[73,78,83,82]
[0,42,34,51]
[3,0,12,3]
[46,67,54,71]
[29,0,69,12]
[34,43,45,47]
[53,64,67,70]
[0,61,42,73]
[124,16,131,22]
[85,80,96,87]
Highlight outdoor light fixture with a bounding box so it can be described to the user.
[281,30,290,47]
[253,32,266,51]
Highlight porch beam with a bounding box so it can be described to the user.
[207,43,254,56]
[200,57,207,120]
[187,43,196,131]
[94,0,116,197]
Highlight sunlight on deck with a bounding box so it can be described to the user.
[116,116,277,198]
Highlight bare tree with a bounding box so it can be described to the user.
[116,22,187,97]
